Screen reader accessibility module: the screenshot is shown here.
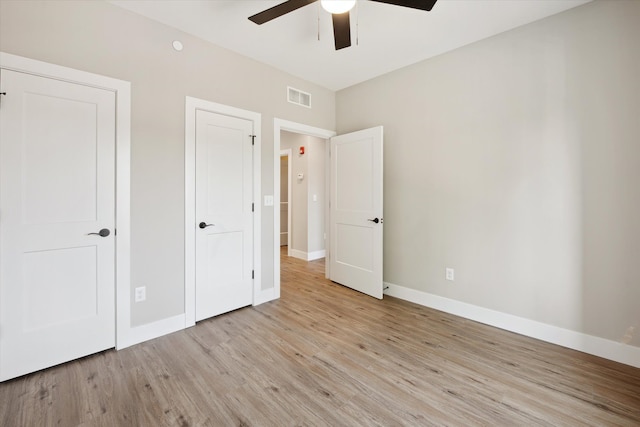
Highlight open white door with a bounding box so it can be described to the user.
[0,69,116,381]
[329,126,383,299]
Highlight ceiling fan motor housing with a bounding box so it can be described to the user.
[248,0,438,51]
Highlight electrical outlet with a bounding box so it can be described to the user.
[134,286,146,302]
[264,195,274,206]
[446,268,455,281]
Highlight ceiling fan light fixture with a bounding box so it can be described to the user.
[320,0,356,14]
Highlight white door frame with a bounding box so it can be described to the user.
[273,119,335,298]
[185,97,261,327]
[279,149,292,254]
[0,52,132,349]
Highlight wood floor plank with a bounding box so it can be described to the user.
[1,249,639,426]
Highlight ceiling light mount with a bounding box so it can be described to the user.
[172,40,184,51]
[320,0,356,15]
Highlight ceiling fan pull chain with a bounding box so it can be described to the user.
[317,2,320,41]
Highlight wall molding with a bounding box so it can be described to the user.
[384,282,640,369]
[254,288,278,306]
[290,249,307,261]
[291,249,326,261]
[117,315,185,349]
[308,250,326,261]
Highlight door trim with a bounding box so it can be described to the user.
[279,149,292,255]
[273,119,335,300]
[0,52,132,350]
[185,97,261,327]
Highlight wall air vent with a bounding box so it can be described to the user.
[287,87,311,108]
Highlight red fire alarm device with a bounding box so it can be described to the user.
[299,146,305,155]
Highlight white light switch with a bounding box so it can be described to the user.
[264,195,274,206]
[313,194,317,202]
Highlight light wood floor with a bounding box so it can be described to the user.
[1,249,639,426]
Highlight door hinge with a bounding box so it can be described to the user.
[250,135,256,145]
[252,202,254,212]
[252,270,255,279]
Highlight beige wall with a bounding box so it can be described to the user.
[337,0,640,347]
[0,0,335,327]
[307,137,326,254]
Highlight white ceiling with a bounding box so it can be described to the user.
[109,0,591,91]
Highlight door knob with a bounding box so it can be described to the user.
[199,222,215,229]
[367,218,380,224]
[87,228,110,237]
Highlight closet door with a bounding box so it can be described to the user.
[194,110,254,321]
[0,69,116,381]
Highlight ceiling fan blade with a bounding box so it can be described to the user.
[332,12,351,50]
[249,0,317,25]
[369,0,437,12]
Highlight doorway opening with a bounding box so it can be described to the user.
[274,120,384,301]
[280,130,327,262]
[273,120,335,298]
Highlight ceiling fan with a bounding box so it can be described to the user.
[248,0,438,51]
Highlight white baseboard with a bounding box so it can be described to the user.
[384,282,640,369]
[307,250,326,261]
[290,249,307,260]
[116,314,186,350]
[291,249,325,261]
[117,288,280,351]
[254,287,279,305]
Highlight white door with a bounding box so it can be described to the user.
[195,110,254,321]
[330,126,383,299]
[0,69,116,381]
